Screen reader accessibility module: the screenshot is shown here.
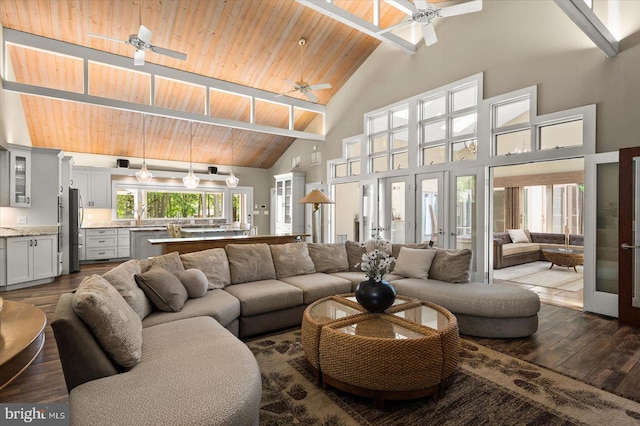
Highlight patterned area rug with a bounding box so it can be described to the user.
[247,330,640,426]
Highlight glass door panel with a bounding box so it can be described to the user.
[416,172,445,247]
[360,180,377,241]
[390,181,406,243]
[454,175,476,252]
[333,182,360,242]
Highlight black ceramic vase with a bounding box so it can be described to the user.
[355,279,396,313]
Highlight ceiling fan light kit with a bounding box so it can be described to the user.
[277,39,331,102]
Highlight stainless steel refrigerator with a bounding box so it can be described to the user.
[69,187,83,272]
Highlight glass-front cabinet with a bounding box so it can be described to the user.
[10,147,32,208]
[274,172,305,235]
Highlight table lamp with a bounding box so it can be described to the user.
[299,189,334,243]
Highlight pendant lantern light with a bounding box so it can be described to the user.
[226,128,239,188]
[135,114,153,184]
[183,121,200,189]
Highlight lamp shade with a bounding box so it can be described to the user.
[298,189,334,205]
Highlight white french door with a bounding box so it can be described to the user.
[380,176,413,243]
[416,172,447,248]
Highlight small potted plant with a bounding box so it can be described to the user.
[355,237,397,313]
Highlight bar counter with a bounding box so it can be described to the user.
[148,234,310,255]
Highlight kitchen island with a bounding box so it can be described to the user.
[148,234,310,255]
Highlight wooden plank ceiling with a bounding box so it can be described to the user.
[0,0,407,169]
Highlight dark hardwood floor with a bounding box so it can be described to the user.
[1,262,639,404]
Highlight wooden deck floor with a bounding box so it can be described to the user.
[1,262,639,404]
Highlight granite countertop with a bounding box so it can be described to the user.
[148,234,255,244]
[0,225,59,237]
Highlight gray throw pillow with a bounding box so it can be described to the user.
[225,243,277,284]
[428,248,472,283]
[345,241,366,271]
[180,248,231,289]
[308,243,350,273]
[270,243,316,279]
[102,259,153,320]
[134,265,189,312]
[140,251,185,275]
[178,269,209,298]
[392,247,437,279]
[72,274,143,368]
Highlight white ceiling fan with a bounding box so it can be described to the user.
[89,24,187,66]
[379,0,483,47]
[277,39,331,103]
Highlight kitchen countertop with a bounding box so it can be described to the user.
[148,234,293,244]
[0,226,59,237]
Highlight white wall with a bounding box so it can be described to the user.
[274,0,640,183]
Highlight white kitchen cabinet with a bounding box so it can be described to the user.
[118,228,130,258]
[6,235,57,286]
[9,147,32,208]
[85,228,118,260]
[0,238,6,288]
[74,168,111,208]
[274,172,305,235]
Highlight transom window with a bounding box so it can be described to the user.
[367,106,409,172]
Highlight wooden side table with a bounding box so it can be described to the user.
[0,299,47,389]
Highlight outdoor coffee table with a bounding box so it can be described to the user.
[542,248,584,272]
[301,294,460,409]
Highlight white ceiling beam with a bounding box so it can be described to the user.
[2,80,325,141]
[295,0,416,55]
[554,0,619,57]
[384,0,416,16]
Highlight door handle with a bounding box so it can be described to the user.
[621,243,640,250]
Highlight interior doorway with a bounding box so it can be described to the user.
[491,158,585,310]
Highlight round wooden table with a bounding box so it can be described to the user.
[301,294,460,409]
[0,299,47,389]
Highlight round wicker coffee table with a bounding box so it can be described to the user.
[542,248,584,272]
[301,294,460,409]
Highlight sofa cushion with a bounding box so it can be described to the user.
[224,279,303,316]
[392,247,437,279]
[140,251,185,275]
[280,273,352,304]
[225,243,277,284]
[72,274,143,368]
[308,243,349,273]
[178,269,209,298]
[391,243,429,260]
[429,249,472,283]
[345,240,366,271]
[270,242,316,279]
[180,248,231,289]
[69,317,261,426]
[502,243,541,256]
[142,289,241,329]
[330,271,406,291]
[102,259,153,320]
[135,266,189,312]
[508,229,530,243]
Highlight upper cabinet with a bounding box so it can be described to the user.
[9,147,32,208]
[274,172,305,235]
[73,167,111,208]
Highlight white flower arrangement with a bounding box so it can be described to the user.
[358,237,395,282]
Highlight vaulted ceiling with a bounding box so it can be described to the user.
[0,0,414,169]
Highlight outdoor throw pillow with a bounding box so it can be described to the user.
[392,247,437,279]
[180,248,231,289]
[102,259,153,320]
[178,269,209,298]
[135,265,188,312]
[428,248,472,283]
[270,242,316,279]
[507,229,530,244]
[72,274,143,368]
[308,243,350,273]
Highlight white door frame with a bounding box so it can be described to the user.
[415,171,448,247]
[583,151,618,317]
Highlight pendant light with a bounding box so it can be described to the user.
[183,121,200,189]
[135,114,153,184]
[226,128,239,188]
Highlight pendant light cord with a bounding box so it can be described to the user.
[189,121,193,166]
[142,114,146,160]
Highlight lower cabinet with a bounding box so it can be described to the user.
[6,235,57,286]
[0,238,6,288]
[83,228,131,261]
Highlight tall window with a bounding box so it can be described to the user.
[419,82,478,165]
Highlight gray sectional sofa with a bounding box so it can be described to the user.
[52,240,540,425]
[493,231,584,269]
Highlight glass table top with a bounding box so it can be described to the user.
[308,299,362,322]
[393,305,450,331]
[334,316,425,339]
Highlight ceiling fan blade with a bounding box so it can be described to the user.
[303,91,318,103]
[414,0,430,11]
[422,23,438,46]
[88,33,126,44]
[134,49,145,66]
[308,83,332,91]
[378,20,412,35]
[150,46,187,61]
[276,89,299,97]
[284,79,299,87]
[439,0,483,17]
[137,24,152,44]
